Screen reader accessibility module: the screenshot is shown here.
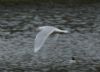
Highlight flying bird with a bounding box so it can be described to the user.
[34,26,69,53]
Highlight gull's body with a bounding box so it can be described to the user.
[34,26,69,53]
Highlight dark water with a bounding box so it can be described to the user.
[0,4,100,72]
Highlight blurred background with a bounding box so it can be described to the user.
[0,0,100,6]
[0,0,100,72]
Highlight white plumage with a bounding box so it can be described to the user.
[34,26,69,53]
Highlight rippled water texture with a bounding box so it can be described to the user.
[0,4,100,72]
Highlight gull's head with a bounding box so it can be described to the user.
[37,26,46,31]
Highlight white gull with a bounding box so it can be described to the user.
[34,26,69,53]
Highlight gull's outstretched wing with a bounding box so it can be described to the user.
[34,27,55,53]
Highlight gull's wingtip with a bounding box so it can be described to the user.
[34,50,38,53]
[34,48,40,53]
